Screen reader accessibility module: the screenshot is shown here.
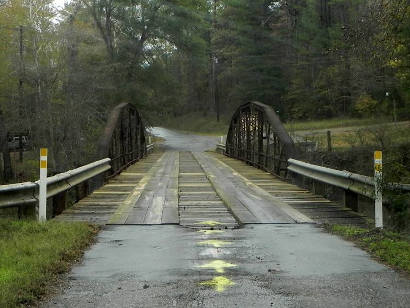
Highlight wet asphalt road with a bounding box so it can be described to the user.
[44,128,410,307]
[45,225,410,307]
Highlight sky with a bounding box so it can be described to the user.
[53,0,69,9]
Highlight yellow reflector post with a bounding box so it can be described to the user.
[40,160,47,169]
[374,151,382,160]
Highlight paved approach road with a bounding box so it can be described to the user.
[45,128,410,307]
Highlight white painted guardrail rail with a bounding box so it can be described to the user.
[0,142,155,215]
[217,142,410,197]
[217,141,410,227]
[0,158,111,211]
[287,158,410,198]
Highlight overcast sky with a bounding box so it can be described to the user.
[54,0,69,9]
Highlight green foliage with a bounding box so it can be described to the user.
[161,111,229,135]
[0,220,98,307]
[354,94,379,117]
[327,224,410,273]
[284,117,390,131]
[1,0,410,182]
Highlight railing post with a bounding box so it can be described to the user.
[374,151,383,228]
[312,180,326,196]
[39,148,48,222]
[53,191,67,217]
[344,190,358,212]
[76,180,89,201]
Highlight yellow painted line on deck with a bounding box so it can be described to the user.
[198,240,232,248]
[197,230,224,235]
[197,260,237,273]
[109,152,166,224]
[199,276,235,292]
[105,184,136,187]
[194,220,222,226]
[208,153,314,224]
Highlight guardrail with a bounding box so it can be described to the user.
[216,143,225,154]
[1,140,156,218]
[287,158,410,216]
[287,159,410,198]
[146,143,154,153]
[288,159,375,199]
[0,158,111,217]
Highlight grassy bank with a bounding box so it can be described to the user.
[159,112,229,135]
[0,220,98,307]
[284,117,392,131]
[159,113,393,136]
[325,224,410,274]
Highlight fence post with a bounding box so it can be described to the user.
[327,130,332,152]
[374,151,383,229]
[39,148,47,222]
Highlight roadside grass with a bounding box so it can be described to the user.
[325,224,410,274]
[284,117,392,132]
[298,122,410,150]
[159,112,230,135]
[0,220,98,307]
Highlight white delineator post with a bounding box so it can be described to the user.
[39,148,48,222]
[220,136,224,144]
[374,151,383,229]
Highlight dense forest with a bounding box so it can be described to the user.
[0,0,409,179]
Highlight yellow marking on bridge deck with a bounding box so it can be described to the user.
[210,152,369,227]
[197,260,237,273]
[54,152,166,224]
[198,240,232,248]
[194,220,222,226]
[109,154,166,224]
[203,153,313,224]
[198,230,224,235]
[199,276,235,292]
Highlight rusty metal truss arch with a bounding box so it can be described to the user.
[99,103,147,177]
[225,101,296,177]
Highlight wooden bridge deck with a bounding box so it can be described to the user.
[56,150,368,228]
